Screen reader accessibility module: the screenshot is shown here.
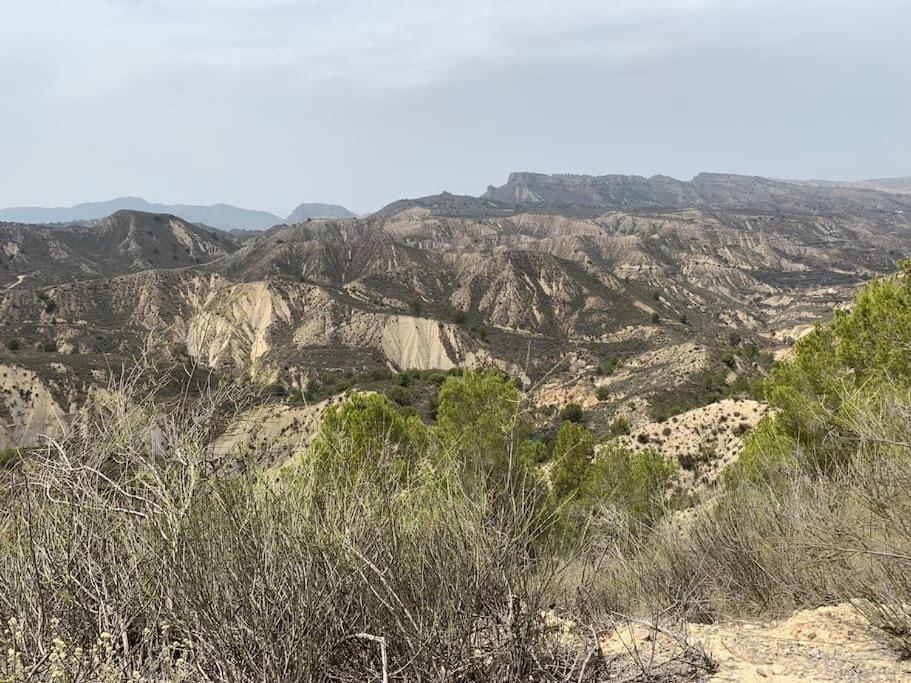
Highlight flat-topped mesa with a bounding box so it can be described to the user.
[483,171,911,214]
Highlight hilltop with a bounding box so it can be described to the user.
[286,202,357,223]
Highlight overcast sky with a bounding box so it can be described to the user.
[1,0,908,215]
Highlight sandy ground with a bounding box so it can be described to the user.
[601,604,911,682]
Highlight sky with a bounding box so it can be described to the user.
[1,0,909,215]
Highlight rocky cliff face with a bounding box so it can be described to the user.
[482,171,911,214]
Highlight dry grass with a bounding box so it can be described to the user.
[5,361,908,679]
[0,365,708,681]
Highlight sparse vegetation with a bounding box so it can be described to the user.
[594,356,620,376]
[588,265,911,654]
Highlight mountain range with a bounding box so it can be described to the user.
[0,197,358,232]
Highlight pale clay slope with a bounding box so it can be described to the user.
[175,275,485,377]
[0,365,67,449]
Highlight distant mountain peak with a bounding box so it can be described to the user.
[0,198,283,231]
[286,202,357,223]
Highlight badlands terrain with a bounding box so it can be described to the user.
[2,171,911,460]
[3,171,911,681]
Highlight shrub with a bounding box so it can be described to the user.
[0,447,20,469]
[434,370,526,476]
[607,416,631,437]
[559,403,584,423]
[595,386,610,401]
[5,338,21,351]
[308,391,428,477]
[367,367,393,382]
[745,265,911,477]
[594,357,619,376]
[0,370,611,681]
[597,442,678,530]
[387,384,412,406]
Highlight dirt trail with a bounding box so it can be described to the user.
[5,274,25,289]
[602,604,911,681]
[692,604,911,681]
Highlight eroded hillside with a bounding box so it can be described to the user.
[1,174,909,451]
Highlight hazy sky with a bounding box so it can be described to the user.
[1,0,909,215]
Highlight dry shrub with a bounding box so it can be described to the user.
[0,366,621,681]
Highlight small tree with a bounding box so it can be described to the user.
[550,422,597,501]
[308,392,428,478]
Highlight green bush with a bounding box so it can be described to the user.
[307,392,428,479]
[737,264,911,480]
[595,357,619,376]
[435,370,526,475]
[559,403,584,423]
[0,447,20,469]
[598,442,678,528]
[595,386,610,401]
[5,338,22,351]
[387,384,412,406]
[550,421,597,502]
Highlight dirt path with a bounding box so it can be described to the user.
[5,274,25,289]
[602,604,911,681]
